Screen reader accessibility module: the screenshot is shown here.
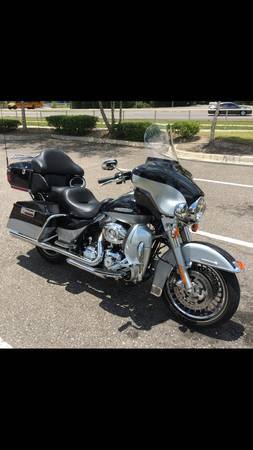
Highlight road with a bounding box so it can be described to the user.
[1,107,253,121]
[0,137,253,348]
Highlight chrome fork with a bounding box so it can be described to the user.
[161,216,193,292]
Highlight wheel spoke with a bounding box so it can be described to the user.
[166,264,227,321]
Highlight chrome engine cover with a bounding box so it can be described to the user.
[102,222,128,245]
[124,224,153,281]
[83,245,97,261]
[103,249,125,270]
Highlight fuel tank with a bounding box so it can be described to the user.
[101,191,153,224]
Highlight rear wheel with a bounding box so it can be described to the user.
[36,246,65,264]
[162,263,240,329]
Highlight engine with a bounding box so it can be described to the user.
[102,222,128,245]
[82,221,153,282]
[102,222,128,271]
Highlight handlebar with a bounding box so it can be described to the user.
[98,176,116,184]
[98,171,132,186]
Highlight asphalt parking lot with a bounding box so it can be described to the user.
[0,136,253,348]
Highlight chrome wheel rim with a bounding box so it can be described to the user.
[166,264,228,321]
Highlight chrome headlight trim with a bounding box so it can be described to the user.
[174,202,189,221]
[188,197,206,222]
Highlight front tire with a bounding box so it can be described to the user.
[162,263,240,329]
[36,246,65,264]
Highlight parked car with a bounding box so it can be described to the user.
[208,102,252,116]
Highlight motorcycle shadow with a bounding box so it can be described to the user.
[17,249,245,341]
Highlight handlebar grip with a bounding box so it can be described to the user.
[98,176,115,184]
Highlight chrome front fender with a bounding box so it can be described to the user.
[150,241,241,298]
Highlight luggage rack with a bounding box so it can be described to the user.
[10,153,39,161]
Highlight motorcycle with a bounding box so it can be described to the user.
[6,125,245,328]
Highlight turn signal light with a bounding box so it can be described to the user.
[191,224,199,232]
[235,260,246,271]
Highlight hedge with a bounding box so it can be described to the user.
[170,121,200,139]
[46,115,98,136]
[0,119,20,132]
[112,121,151,142]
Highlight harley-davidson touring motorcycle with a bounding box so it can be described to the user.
[6,125,244,328]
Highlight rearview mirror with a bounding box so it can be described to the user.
[102,159,118,171]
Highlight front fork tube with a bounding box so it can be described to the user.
[162,217,193,292]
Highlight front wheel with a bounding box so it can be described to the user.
[162,263,240,329]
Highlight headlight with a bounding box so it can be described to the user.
[188,197,206,222]
[174,197,206,223]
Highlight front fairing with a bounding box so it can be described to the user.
[132,157,204,207]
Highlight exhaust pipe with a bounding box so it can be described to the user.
[8,229,125,280]
[66,258,124,279]
[9,228,104,267]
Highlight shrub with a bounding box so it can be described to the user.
[170,121,200,139]
[135,101,151,108]
[46,115,98,136]
[112,121,151,142]
[0,119,20,132]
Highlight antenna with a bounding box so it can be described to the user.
[0,104,9,167]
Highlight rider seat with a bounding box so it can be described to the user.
[50,186,102,219]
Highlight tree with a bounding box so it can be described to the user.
[98,101,123,133]
[209,101,221,143]
[98,101,112,132]
[111,101,115,128]
[119,101,123,124]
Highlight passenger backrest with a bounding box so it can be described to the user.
[31,149,84,176]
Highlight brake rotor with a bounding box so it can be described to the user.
[168,264,226,317]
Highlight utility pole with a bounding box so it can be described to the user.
[209,101,221,143]
[21,101,27,130]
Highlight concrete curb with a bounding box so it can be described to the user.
[176,149,253,166]
[51,133,146,148]
[0,133,49,142]
[1,133,253,166]
[51,134,253,166]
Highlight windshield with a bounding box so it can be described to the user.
[144,124,178,162]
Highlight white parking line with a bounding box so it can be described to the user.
[195,230,253,249]
[194,178,253,188]
[0,337,12,349]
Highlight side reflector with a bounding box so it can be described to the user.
[235,260,246,271]
[172,226,180,238]
[178,265,187,287]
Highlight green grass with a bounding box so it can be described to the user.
[200,130,253,142]
[214,135,253,145]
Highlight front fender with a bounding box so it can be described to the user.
[182,242,240,273]
[150,241,241,298]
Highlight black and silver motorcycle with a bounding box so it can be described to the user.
[6,125,244,328]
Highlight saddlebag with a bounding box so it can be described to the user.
[7,161,33,192]
[7,201,60,240]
